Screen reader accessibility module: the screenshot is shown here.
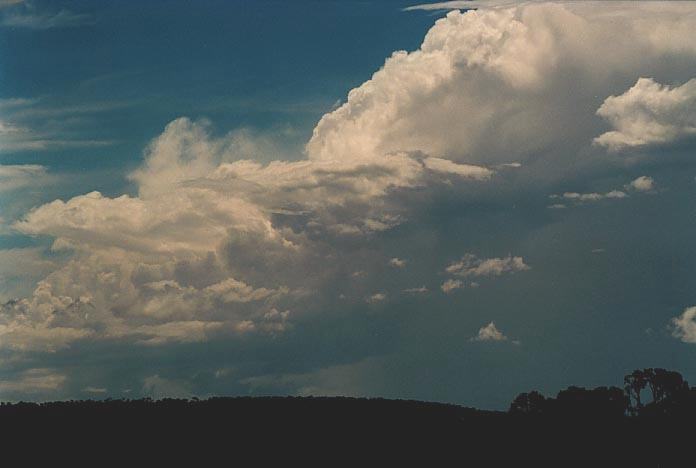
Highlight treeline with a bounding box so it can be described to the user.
[509,367,696,417]
[0,368,694,466]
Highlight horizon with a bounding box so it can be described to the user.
[1,0,695,409]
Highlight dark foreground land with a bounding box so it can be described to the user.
[2,395,694,466]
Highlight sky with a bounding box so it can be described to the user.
[1,0,695,409]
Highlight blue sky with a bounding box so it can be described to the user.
[1,0,696,407]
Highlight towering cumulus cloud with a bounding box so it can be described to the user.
[2,2,696,397]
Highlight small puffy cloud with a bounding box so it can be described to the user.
[670,306,696,344]
[626,176,655,193]
[595,78,696,151]
[366,292,387,304]
[389,257,407,268]
[471,322,507,342]
[445,254,529,278]
[441,279,463,294]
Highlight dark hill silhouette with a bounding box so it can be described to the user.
[1,368,694,466]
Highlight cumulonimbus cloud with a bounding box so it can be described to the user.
[3,2,696,358]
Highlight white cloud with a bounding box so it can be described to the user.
[403,286,428,294]
[595,78,696,151]
[366,292,387,304]
[0,119,112,153]
[0,164,48,192]
[422,157,493,179]
[441,278,463,294]
[626,176,655,192]
[310,2,696,176]
[389,257,407,268]
[83,386,107,394]
[670,306,696,344]
[551,175,656,206]
[4,2,696,359]
[555,190,627,203]
[1,8,93,29]
[445,253,529,278]
[471,321,507,342]
[0,247,58,301]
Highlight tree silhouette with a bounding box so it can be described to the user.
[623,368,689,415]
[624,369,648,414]
[644,368,689,405]
[509,390,547,415]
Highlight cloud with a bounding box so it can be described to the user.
[0,0,23,9]
[626,176,655,193]
[550,175,655,206]
[0,118,113,153]
[0,247,58,301]
[403,286,428,294]
[83,386,107,394]
[422,157,493,179]
[553,190,627,203]
[240,356,386,398]
[595,78,696,151]
[366,292,387,304]
[403,1,515,12]
[3,2,696,397]
[389,257,407,268]
[1,8,93,30]
[0,97,37,109]
[3,109,500,351]
[445,254,529,278]
[0,99,128,153]
[142,374,192,399]
[670,306,696,344]
[0,368,66,395]
[471,321,507,342]
[0,164,47,192]
[441,279,463,294]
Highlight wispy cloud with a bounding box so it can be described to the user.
[10,100,134,120]
[0,97,38,109]
[404,1,480,11]
[0,119,114,152]
[0,0,23,9]
[548,176,656,208]
[0,164,47,192]
[0,98,125,153]
[1,8,93,30]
